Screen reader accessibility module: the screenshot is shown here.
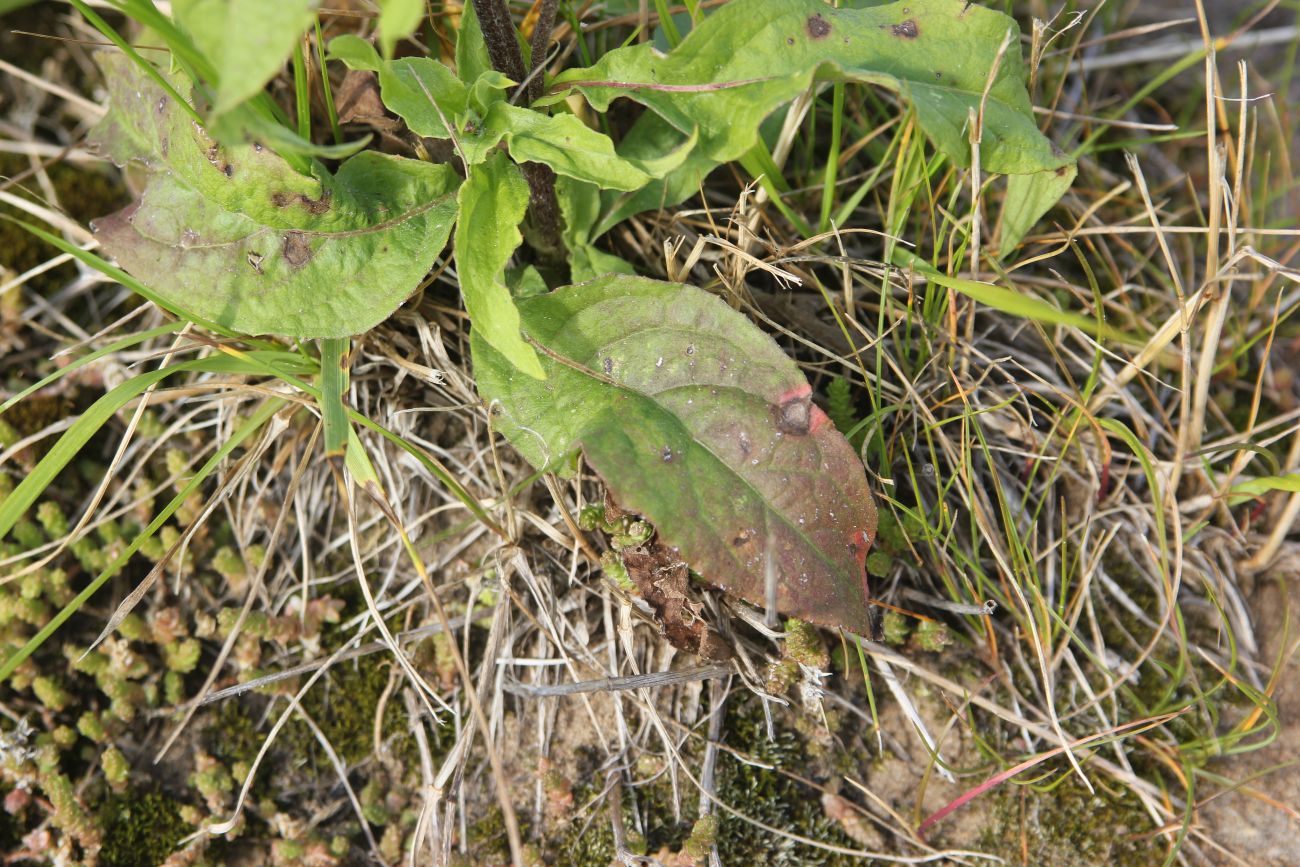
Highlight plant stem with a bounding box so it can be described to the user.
[527,0,560,104]
[470,0,565,263]
[470,0,525,83]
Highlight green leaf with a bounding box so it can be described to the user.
[377,0,424,60]
[469,70,513,113]
[483,103,691,190]
[557,178,639,281]
[377,57,468,139]
[455,152,544,379]
[892,250,1132,344]
[594,112,716,237]
[473,276,879,634]
[556,0,1072,179]
[455,1,493,87]
[1229,474,1300,505]
[360,54,689,188]
[569,244,637,283]
[557,176,602,248]
[326,33,382,72]
[172,0,320,117]
[998,162,1077,254]
[88,52,460,338]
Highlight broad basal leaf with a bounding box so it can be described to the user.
[473,276,879,634]
[554,0,1073,211]
[88,52,459,338]
[173,0,319,117]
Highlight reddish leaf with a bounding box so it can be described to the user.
[472,276,878,635]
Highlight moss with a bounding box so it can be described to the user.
[163,638,202,673]
[282,659,414,766]
[32,675,72,712]
[208,701,264,768]
[545,766,690,865]
[977,772,1159,866]
[77,711,108,744]
[713,702,859,866]
[683,814,718,859]
[784,618,828,669]
[546,698,861,866]
[910,619,951,653]
[98,791,192,867]
[42,772,99,846]
[881,610,909,645]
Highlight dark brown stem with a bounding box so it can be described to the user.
[470,0,525,83]
[469,0,565,264]
[526,0,560,104]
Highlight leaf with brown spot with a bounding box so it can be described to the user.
[556,0,1074,239]
[87,52,459,338]
[473,276,879,635]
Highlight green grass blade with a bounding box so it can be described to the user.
[349,411,505,538]
[315,18,343,145]
[0,354,282,543]
[319,338,350,458]
[3,216,236,338]
[818,82,844,234]
[0,321,185,416]
[893,249,1135,345]
[292,36,312,140]
[1229,473,1300,504]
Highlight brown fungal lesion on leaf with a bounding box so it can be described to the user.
[805,13,832,39]
[890,19,920,39]
[202,139,233,178]
[776,394,813,436]
[270,189,332,215]
[281,231,313,267]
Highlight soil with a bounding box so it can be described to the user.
[1199,554,1300,866]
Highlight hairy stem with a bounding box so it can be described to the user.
[526,0,560,104]
[470,0,525,83]
[470,0,565,262]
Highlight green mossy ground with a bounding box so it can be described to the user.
[97,791,192,867]
[979,771,1159,867]
[547,698,861,866]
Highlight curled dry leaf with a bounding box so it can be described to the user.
[473,276,878,635]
